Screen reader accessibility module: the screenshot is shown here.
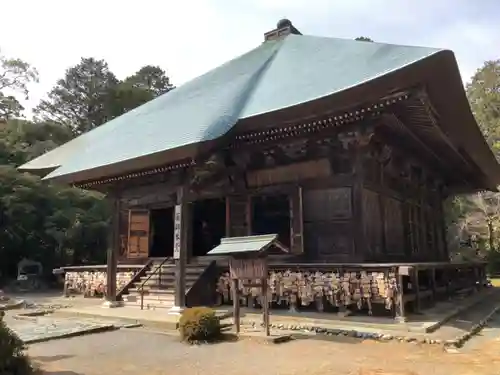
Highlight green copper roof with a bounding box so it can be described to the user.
[20,34,441,181]
[207,234,287,255]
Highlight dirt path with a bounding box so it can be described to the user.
[32,328,500,375]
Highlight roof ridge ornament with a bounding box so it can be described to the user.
[264,19,302,41]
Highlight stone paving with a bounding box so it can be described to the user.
[4,314,116,344]
[2,309,143,344]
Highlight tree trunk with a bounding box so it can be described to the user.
[488,219,495,251]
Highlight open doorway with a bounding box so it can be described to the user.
[251,194,291,247]
[192,198,226,257]
[150,207,174,257]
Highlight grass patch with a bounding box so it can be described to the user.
[490,278,500,287]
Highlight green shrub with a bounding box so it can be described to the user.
[0,310,35,375]
[178,307,221,343]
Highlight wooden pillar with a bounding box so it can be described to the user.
[437,194,449,261]
[262,277,270,336]
[290,186,304,255]
[352,149,368,261]
[430,268,437,303]
[412,267,420,313]
[232,279,240,334]
[104,190,120,307]
[170,185,189,314]
[394,272,406,322]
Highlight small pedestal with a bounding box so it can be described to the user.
[394,316,407,324]
[168,305,184,315]
[101,300,120,308]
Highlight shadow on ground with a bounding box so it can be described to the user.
[292,333,362,344]
[32,355,75,363]
[32,355,81,375]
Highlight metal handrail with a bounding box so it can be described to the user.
[139,257,171,310]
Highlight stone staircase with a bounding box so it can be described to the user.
[121,259,212,310]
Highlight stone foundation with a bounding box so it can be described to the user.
[64,267,138,297]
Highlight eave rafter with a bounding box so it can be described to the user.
[392,88,489,191]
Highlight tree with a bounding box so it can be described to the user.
[355,36,374,42]
[0,119,74,165]
[124,65,174,97]
[35,58,119,135]
[0,50,39,120]
[0,55,175,279]
[35,60,174,135]
[466,60,500,158]
[446,61,500,266]
[0,119,110,278]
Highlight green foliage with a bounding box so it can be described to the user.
[35,57,119,135]
[448,62,500,260]
[0,157,110,277]
[0,315,35,375]
[123,65,175,97]
[179,307,222,343]
[0,118,109,278]
[0,49,174,280]
[0,50,39,121]
[355,36,374,42]
[35,58,174,135]
[486,250,500,275]
[466,60,500,158]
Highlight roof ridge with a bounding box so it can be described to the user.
[235,40,284,121]
[294,33,444,52]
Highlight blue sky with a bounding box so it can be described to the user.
[2,0,499,113]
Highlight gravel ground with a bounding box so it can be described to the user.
[30,328,500,375]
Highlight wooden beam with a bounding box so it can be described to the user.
[171,185,189,313]
[104,190,121,306]
[382,113,447,168]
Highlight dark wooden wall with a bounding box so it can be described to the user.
[360,137,448,263]
[111,123,450,264]
[303,187,355,262]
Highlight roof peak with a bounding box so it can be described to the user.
[264,19,302,41]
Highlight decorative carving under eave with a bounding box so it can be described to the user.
[338,128,375,150]
[231,151,251,169]
[190,152,226,188]
[279,139,308,160]
[377,144,393,166]
[263,149,277,167]
[313,137,339,158]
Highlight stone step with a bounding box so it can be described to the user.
[138,274,199,283]
[124,294,174,303]
[131,279,196,288]
[134,293,176,302]
[123,301,174,309]
[127,286,192,295]
[123,301,174,310]
[144,266,207,274]
[128,287,174,294]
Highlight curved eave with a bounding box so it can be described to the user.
[423,51,500,191]
[237,50,500,191]
[40,139,219,185]
[17,128,95,174]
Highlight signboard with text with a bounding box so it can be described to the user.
[173,204,182,260]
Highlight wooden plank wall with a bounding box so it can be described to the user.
[302,187,354,262]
